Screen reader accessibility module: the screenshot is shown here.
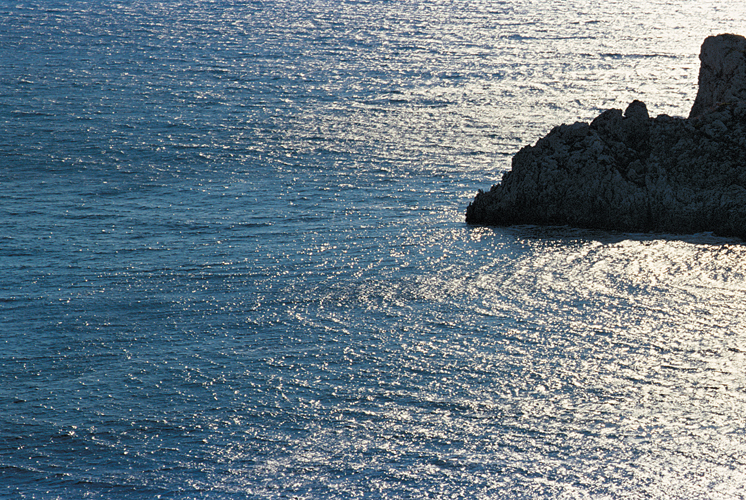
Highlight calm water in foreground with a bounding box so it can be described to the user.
[3,0,746,498]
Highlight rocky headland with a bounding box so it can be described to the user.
[466,34,746,239]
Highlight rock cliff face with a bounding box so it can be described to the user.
[690,34,746,118]
[466,34,746,239]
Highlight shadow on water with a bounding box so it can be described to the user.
[466,222,745,247]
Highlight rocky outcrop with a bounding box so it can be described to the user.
[690,33,746,118]
[467,34,746,239]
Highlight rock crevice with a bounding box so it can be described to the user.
[467,34,746,239]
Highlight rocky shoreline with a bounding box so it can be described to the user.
[466,34,746,239]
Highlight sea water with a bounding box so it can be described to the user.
[2,0,746,498]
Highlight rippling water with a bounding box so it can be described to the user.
[3,0,746,498]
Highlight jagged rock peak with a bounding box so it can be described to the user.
[689,33,746,118]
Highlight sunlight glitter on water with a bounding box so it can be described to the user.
[4,0,746,497]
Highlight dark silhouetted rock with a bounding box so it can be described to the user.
[467,34,746,239]
[689,33,746,118]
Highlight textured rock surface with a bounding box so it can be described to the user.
[467,34,746,238]
[690,33,746,118]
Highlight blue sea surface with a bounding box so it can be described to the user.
[3,0,746,498]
